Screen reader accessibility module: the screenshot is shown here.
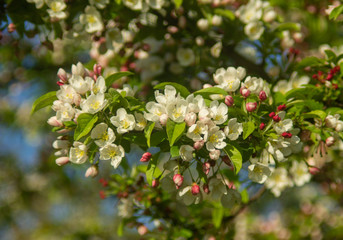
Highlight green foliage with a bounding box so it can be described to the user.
[154,82,190,98]
[193,87,228,99]
[243,121,255,140]
[31,91,57,115]
[329,5,343,20]
[105,72,133,88]
[166,119,186,146]
[223,144,243,174]
[74,113,98,141]
[144,122,155,147]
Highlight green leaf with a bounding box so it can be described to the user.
[31,91,57,115]
[173,0,182,8]
[223,144,243,174]
[146,153,159,186]
[297,57,325,70]
[303,110,327,120]
[150,131,167,146]
[214,8,235,20]
[144,122,155,147]
[105,72,133,88]
[193,87,227,99]
[154,82,190,98]
[242,121,255,140]
[241,189,249,204]
[166,119,186,146]
[212,207,224,229]
[273,92,286,105]
[329,4,343,20]
[275,22,301,32]
[325,49,337,62]
[74,113,98,141]
[117,221,124,236]
[170,145,180,157]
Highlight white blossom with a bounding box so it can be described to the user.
[69,75,91,94]
[56,103,75,122]
[110,108,136,134]
[248,162,272,184]
[56,85,80,105]
[187,121,208,142]
[213,67,245,92]
[79,6,104,33]
[176,48,195,67]
[265,167,293,197]
[99,143,125,168]
[290,161,311,186]
[46,0,67,19]
[69,141,88,164]
[224,118,243,140]
[89,0,109,9]
[210,101,228,125]
[80,93,107,114]
[90,76,106,94]
[244,21,264,40]
[242,76,264,94]
[134,112,147,131]
[205,126,227,151]
[179,145,194,161]
[91,123,116,147]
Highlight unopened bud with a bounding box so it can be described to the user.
[193,140,204,150]
[225,95,234,106]
[140,152,152,162]
[152,179,159,188]
[281,132,292,138]
[47,116,63,127]
[240,87,250,98]
[57,68,68,83]
[203,162,211,175]
[277,104,286,111]
[185,112,197,127]
[191,183,200,195]
[259,91,267,101]
[259,122,265,130]
[203,83,213,89]
[159,113,168,126]
[138,225,148,236]
[173,174,184,189]
[309,167,320,175]
[167,25,179,34]
[203,184,210,194]
[7,23,16,33]
[93,64,102,76]
[273,115,281,122]
[209,150,220,160]
[269,112,276,118]
[56,157,69,166]
[85,165,98,178]
[326,136,335,147]
[246,102,257,112]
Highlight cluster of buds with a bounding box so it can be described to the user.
[140,152,152,162]
[313,66,340,89]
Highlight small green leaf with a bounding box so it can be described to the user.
[170,145,180,157]
[223,144,243,174]
[214,8,235,20]
[275,22,301,32]
[150,131,167,146]
[117,221,124,236]
[146,153,159,185]
[31,91,57,115]
[303,110,327,120]
[273,92,286,105]
[324,49,337,62]
[154,82,190,98]
[105,72,133,88]
[193,87,227,99]
[74,113,98,141]
[173,0,182,8]
[243,121,255,140]
[212,207,224,229]
[144,122,155,147]
[329,4,343,20]
[296,56,325,70]
[166,119,186,146]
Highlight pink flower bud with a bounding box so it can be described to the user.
[152,179,159,188]
[159,114,169,126]
[269,112,275,118]
[259,91,267,101]
[273,115,281,122]
[167,26,179,34]
[225,95,234,106]
[140,152,152,162]
[191,183,200,195]
[57,68,68,83]
[309,167,320,175]
[120,66,128,72]
[277,104,286,111]
[173,174,184,189]
[203,184,210,194]
[56,157,69,166]
[185,112,197,127]
[240,87,251,98]
[202,162,211,175]
[209,150,220,160]
[56,81,64,86]
[193,140,204,150]
[7,23,16,33]
[47,116,63,127]
[246,102,257,112]
[93,64,102,76]
[138,225,148,236]
[259,122,265,130]
[85,165,98,178]
[281,132,292,138]
[203,84,213,89]
[326,136,335,147]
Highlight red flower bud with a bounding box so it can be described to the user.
[259,122,265,130]
[333,66,340,73]
[194,140,204,150]
[224,95,234,106]
[281,132,292,138]
[277,104,286,111]
[191,183,200,195]
[326,73,333,81]
[140,152,152,162]
[99,190,106,199]
[173,174,184,189]
[246,102,257,112]
[333,83,339,90]
[269,112,275,118]
[312,74,318,79]
[273,115,281,122]
[152,179,159,188]
[99,178,108,187]
[259,91,267,101]
[203,184,210,194]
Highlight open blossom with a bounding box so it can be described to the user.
[186,94,206,113]
[248,162,272,184]
[144,102,166,122]
[224,118,243,140]
[210,101,228,125]
[273,119,293,134]
[56,102,75,122]
[46,0,67,19]
[167,99,188,123]
[69,75,90,94]
[56,85,79,105]
[123,0,144,10]
[265,167,293,197]
[242,76,265,94]
[187,121,208,142]
[99,143,125,168]
[69,141,88,164]
[290,161,311,186]
[72,62,85,77]
[80,93,107,114]
[89,0,109,9]
[134,112,147,131]
[91,123,116,147]
[179,145,194,161]
[236,0,263,24]
[244,21,264,40]
[110,108,136,134]
[90,76,106,94]
[176,48,195,67]
[177,185,201,205]
[79,6,104,33]
[205,126,227,151]
[213,67,245,92]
